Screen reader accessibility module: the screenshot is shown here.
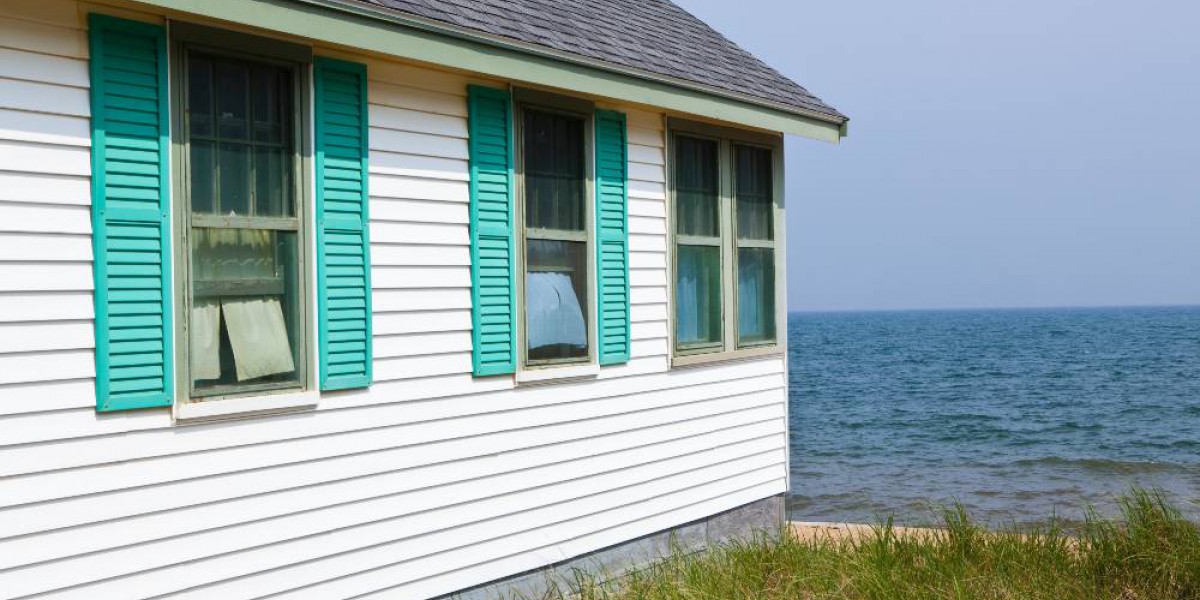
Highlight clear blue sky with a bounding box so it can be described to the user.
[675,0,1200,311]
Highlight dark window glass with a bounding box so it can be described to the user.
[187,57,213,137]
[675,135,719,237]
[735,145,773,241]
[188,53,293,218]
[524,109,585,232]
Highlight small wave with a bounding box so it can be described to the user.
[1011,456,1193,474]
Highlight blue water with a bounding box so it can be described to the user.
[787,306,1200,525]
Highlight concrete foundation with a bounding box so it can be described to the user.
[437,494,786,600]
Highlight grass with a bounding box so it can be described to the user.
[541,490,1200,600]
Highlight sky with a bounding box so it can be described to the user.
[674,0,1200,311]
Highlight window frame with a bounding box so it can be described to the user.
[667,118,785,367]
[513,88,597,372]
[169,23,316,409]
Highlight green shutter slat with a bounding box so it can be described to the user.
[594,109,630,365]
[467,85,516,376]
[89,14,173,412]
[315,57,373,391]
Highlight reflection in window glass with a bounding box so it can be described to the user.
[674,136,719,237]
[524,109,584,232]
[737,247,775,345]
[676,245,722,347]
[735,145,773,241]
[188,53,292,217]
[526,239,588,362]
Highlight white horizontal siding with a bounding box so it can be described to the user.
[0,4,789,599]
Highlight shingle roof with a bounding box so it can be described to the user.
[347,0,845,121]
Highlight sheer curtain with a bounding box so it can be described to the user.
[191,229,295,382]
[677,246,720,345]
[737,248,774,343]
[526,271,587,352]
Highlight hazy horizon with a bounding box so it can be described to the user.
[789,302,1200,315]
[674,0,1200,312]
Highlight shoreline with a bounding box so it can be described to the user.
[789,521,943,543]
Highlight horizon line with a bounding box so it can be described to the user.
[788,302,1200,315]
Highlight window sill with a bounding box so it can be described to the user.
[671,345,784,368]
[174,390,318,423]
[515,363,600,385]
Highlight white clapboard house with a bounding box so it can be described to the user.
[0,0,846,597]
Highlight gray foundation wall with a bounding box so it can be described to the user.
[437,494,786,600]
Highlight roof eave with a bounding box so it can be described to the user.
[126,0,847,141]
[307,0,848,130]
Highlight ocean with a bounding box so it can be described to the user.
[786,305,1200,525]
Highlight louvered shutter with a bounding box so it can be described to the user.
[315,57,373,391]
[467,86,517,376]
[594,110,631,365]
[88,14,173,411]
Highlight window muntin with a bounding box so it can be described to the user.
[521,107,590,365]
[733,144,776,347]
[673,135,723,349]
[671,128,780,358]
[183,49,304,397]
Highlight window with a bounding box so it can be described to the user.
[177,39,308,399]
[670,122,781,361]
[518,102,593,367]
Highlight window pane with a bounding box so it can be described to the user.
[190,140,215,214]
[252,65,288,144]
[254,145,291,217]
[526,239,588,362]
[218,142,251,216]
[190,228,300,391]
[524,109,584,232]
[735,145,773,241]
[674,136,719,237]
[737,247,775,345]
[187,56,213,137]
[675,244,722,347]
[215,60,249,140]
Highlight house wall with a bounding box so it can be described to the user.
[0,1,790,598]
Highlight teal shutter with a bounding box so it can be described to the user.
[315,57,372,391]
[594,110,631,365]
[88,14,173,412]
[467,86,517,376]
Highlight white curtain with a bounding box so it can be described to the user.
[526,271,587,352]
[190,299,222,380]
[676,248,710,344]
[222,296,295,381]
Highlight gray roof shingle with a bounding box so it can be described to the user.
[348,0,845,120]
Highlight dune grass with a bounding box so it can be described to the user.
[551,490,1200,600]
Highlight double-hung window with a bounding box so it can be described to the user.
[670,120,782,362]
[166,25,318,405]
[91,14,367,414]
[516,97,593,368]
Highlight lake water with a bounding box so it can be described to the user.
[787,306,1200,525]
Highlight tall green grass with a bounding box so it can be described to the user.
[547,490,1200,600]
